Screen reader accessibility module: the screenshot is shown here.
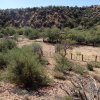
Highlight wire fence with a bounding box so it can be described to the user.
[43,51,100,62]
[66,53,100,62]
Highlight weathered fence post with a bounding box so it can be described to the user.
[95,56,97,62]
[71,53,73,60]
[82,54,84,61]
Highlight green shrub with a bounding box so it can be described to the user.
[1,27,16,36]
[32,43,48,65]
[87,61,100,71]
[0,53,8,69]
[6,27,16,36]
[43,27,60,43]
[17,28,25,35]
[32,43,43,60]
[87,62,94,71]
[55,56,73,73]
[4,48,50,88]
[0,39,16,52]
[23,28,39,39]
[24,27,33,36]
[22,44,47,65]
[40,57,49,65]
[72,64,85,75]
[28,29,39,40]
[90,62,100,68]
[13,34,19,41]
[55,55,85,75]
[0,33,4,38]
[64,96,72,100]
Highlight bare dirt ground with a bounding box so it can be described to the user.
[17,37,100,84]
[17,37,100,61]
[0,80,69,100]
[17,37,100,92]
[72,46,100,56]
[17,37,100,82]
[0,37,100,100]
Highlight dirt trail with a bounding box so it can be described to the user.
[17,37,100,68]
[17,37,100,84]
[41,42,55,69]
[17,38,56,79]
[41,42,55,79]
[17,38,55,69]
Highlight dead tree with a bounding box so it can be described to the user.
[55,39,75,58]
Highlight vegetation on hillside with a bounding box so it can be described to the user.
[0,25,100,46]
[0,6,100,28]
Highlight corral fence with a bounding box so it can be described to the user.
[43,51,100,62]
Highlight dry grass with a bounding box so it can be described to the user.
[72,45,100,56]
[17,37,100,66]
[17,37,100,90]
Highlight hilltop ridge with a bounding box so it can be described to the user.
[0,5,100,28]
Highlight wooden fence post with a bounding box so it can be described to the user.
[95,56,97,62]
[71,53,73,60]
[82,54,84,61]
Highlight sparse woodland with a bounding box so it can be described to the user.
[0,6,100,28]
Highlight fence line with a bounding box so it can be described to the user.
[66,53,100,62]
[43,51,100,62]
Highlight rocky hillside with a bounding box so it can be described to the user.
[0,5,100,28]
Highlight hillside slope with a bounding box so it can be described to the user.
[0,6,100,28]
